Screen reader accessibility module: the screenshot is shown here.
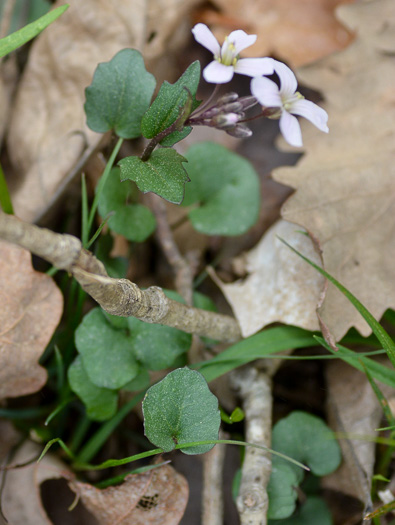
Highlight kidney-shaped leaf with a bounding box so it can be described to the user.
[84,49,156,139]
[68,356,118,421]
[75,307,139,389]
[267,463,299,520]
[272,411,341,477]
[268,496,332,525]
[183,142,260,236]
[143,368,221,455]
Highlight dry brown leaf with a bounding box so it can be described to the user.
[212,220,324,337]
[71,463,189,525]
[271,0,395,341]
[197,0,354,67]
[0,440,71,525]
[0,241,63,398]
[323,359,394,508]
[7,0,201,222]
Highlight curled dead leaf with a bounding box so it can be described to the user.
[0,241,63,399]
[70,462,189,525]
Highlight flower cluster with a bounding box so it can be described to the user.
[192,23,329,147]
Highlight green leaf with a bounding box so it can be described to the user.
[84,49,156,139]
[183,142,260,236]
[68,356,118,421]
[196,326,317,383]
[0,4,69,58]
[272,411,341,479]
[128,317,191,371]
[122,368,150,392]
[279,238,395,368]
[98,168,156,242]
[141,61,201,146]
[267,463,299,520]
[143,368,221,454]
[119,148,189,204]
[268,496,333,525]
[75,308,139,389]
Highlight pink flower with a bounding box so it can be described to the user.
[251,61,329,147]
[192,23,274,84]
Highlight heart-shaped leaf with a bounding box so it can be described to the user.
[143,368,220,454]
[183,142,260,235]
[85,49,156,139]
[75,308,139,389]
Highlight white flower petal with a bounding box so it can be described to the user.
[192,24,220,56]
[250,76,282,107]
[203,61,234,84]
[291,99,329,132]
[273,60,298,97]
[227,30,257,54]
[279,111,303,147]
[234,57,274,77]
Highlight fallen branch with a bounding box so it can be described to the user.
[0,211,241,342]
[231,366,272,525]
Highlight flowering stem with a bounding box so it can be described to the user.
[190,83,220,117]
[140,120,182,162]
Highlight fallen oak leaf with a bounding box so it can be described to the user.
[198,0,354,67]
[0,241,63,398]
[7,0,202,222]
[211,220,324,337]
[272,0,395,341]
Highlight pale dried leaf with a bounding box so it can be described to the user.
[272,0,395,340]
[323,359,394,507]
[213,220,324,337]
[0,241,63,398]
[7,0,201,222]
[71,463,189,525]
[0,440,70,525]
[200,0,354,67]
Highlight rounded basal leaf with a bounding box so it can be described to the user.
[75,308,139,389]
[98,168,156,242]
[128,317,191,371]
[143,368,221,454]
[141,61,201,146]
[119,149,189,204]
[68,356,118,421]
[84,49,156,139]
[272,411,341,477]
[122,367,150,392]
[267,463,299,519]
[183,142,260,236]
[268,496,332,525]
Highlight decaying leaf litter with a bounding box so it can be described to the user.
[1,0,395,524]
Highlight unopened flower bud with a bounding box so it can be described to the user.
[217,92,239,106]
[239,96,259,112]
[221,101,244,113]
[226,124,253,138]
[212,112,240,129]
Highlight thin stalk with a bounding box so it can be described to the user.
[86,137,123,245]
[0,162,13,214]
[189,84,220,117]
[140,120,181,161]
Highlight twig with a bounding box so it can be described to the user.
[0,211,241,342]
[147,193,194,305]
[231,366,272,525]
[202,430,227,525]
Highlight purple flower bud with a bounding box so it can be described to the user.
[217,92,239,106]
[212,113,240,129]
